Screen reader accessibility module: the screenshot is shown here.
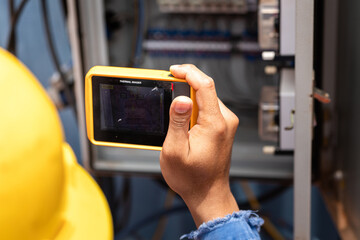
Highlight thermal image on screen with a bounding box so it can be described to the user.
[99,83,165,135]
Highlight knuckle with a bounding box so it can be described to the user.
[182,64,197,74]
[231,114,239,129]
[202,77,215,89]
[183,64,196,70]
[213,119,227,137]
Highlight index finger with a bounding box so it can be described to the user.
[170,64,221,122]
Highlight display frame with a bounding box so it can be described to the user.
[85,66,197,151]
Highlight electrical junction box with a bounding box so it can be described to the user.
[258,0,279,50]
[279,69,295,150]
[70,0,294,178]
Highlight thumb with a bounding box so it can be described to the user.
[164,96,193,148]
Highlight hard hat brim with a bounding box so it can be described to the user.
[0,47,113,239]
[55,143,113,240]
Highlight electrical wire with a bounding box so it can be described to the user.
[9,0,15,14]
[114,177,132,233]
[6,0,30,54]
[151,189,176,240]
[40,0,77,117]
[133,0,145,68]
[117,183,289,239]
[8,0,15,30]
[98,177,132,235]
[6,0,76,115]
[132,232,146,240]
[116,204,188,239]
[239,181,285,240]
[129,0,139,67]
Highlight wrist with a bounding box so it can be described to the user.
[183,183,239,227]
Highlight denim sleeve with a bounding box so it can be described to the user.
[180,210,264,240]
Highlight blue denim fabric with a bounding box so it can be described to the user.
[181,210,264,240]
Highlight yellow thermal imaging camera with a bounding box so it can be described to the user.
[85,66,197,151]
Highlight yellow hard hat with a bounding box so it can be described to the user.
[0,48,113,240]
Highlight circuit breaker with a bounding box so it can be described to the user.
[258,0,295,151]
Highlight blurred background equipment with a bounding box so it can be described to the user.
[70,1,304,240]
[66,0,329,239]
[76,0,294,178]
[2,0,360,239]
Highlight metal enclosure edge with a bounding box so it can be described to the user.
[294,0,314,239]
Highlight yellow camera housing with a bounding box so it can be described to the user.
[85,66,197,151]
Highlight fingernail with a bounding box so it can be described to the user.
[170,65,180,71]
[174,101,191,114]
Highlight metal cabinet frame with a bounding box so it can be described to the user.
[67,0,314,238]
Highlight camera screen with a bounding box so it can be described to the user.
[99,84,165,134]
[92,76,172,147]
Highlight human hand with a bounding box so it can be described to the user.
[160,64,239,227]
